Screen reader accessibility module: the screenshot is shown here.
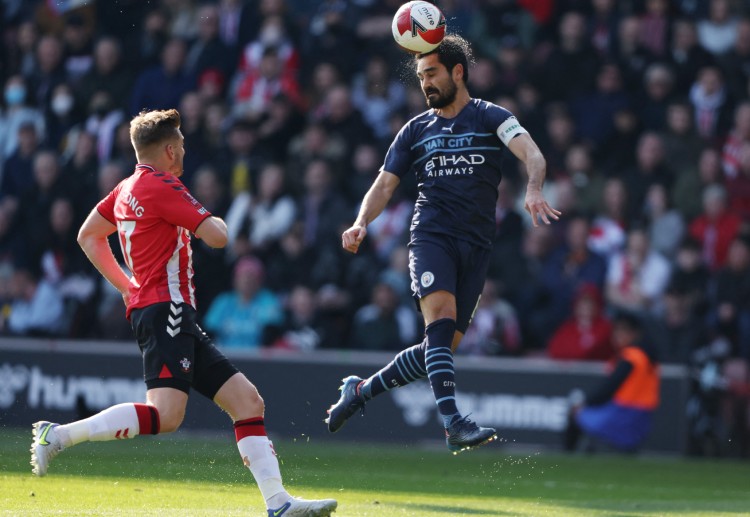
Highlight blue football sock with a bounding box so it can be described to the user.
[424,318,460,428]
[360,340,427,400]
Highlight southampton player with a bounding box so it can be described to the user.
[326,35,560,452]
[30,110,337,517]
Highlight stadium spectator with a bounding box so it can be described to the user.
[612,16,653,93]
[487,179,525,290]
[204,255,283,349]
[689,65,732,140]
[645,287,706,365]
[659,100,703,178]
[605,227,672,317]
[351,281,417,351]
[8,20,39,79]
[303,0,359,78]
[365,189,411,263]
[61,13,94,85]
[0,121,41,207]
[0,75,45,159]
[707,236,750,359]
[20,151,69,256]
[0,205,26,271]
[548,283,614,362]
[570,62,630,146]
[225,162,295,255]
[494,36,527,98]
[4,266,66,336]
[26,34,66,109]
[75,36,133,115]
[134,9,169,69]
[296,158,349,250]
[215,119,265,198]
[697,0,739,56]
[535,11,599,102]
[621,132,674,221]
[719,18,750,100]
[351,55,407,141]
[667,18,714,96]
[673,146,723,220]
[643,183,685,259]
[564,313,660,452]
[316,84,374,151]
[304,61,341,116]
[721,101,750,179]
[667,237,711,318]
[638,0,670,58]
[727,142,750,220]
[460,279,521,357]
[236,14,299,81]
[542,105,577,180]
[163,0,199,41]
[588,177,628,260]
[345,143,381,203]
[636,63,676,131]
[255,93,305,163]
[217,0,257,50]
[285,122,346,185]
[176,91,207,183]
[379,247,411,307]
[689,183,742,271]
[45,83,79,149]
[231,45,303,122]
[589,0,619,57]
[268,284,325,351]
[129,37,194,116]
[597,106,640,174]
[264,223,316,294]
[530,214,607,348]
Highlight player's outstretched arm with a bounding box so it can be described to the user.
[78,208,131,302]
[195,216,228,248]
[507,133,561,227]
[342,170,400,254]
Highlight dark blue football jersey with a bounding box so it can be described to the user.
[383,98,527,249]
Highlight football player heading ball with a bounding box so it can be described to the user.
[327,33,560,452]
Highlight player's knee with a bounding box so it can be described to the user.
[246,389,265,418]
[156,406,185,434]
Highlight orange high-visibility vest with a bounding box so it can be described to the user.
[613,346,660,410]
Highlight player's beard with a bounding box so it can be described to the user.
[425,80,457,109]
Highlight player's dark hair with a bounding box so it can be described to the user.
[129,109,181,151]
[416,34,473,83]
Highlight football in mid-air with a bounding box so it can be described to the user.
[392,1,446,54]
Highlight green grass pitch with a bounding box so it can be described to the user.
[1,428,748,516]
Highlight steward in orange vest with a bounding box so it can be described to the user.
[565,313,660,451]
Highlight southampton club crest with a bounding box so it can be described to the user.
[179,357,191,373]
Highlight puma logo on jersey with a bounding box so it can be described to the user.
[124,192,145,217]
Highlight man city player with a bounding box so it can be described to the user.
[325,35,560,453]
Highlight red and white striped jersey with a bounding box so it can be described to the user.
[96,164,212,318]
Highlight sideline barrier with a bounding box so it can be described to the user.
[0,339,689,452]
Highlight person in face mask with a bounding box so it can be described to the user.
[46,83,78,151]
[0,75,46,159]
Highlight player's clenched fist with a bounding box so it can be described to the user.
[342,225,367,253]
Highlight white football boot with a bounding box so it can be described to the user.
[31,421,66,476]
[267,496,338,516]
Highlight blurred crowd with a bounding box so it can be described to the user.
[0,0,749,384]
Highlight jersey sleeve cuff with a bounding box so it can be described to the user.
[96,207,116,225]
[191,211,213,233]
